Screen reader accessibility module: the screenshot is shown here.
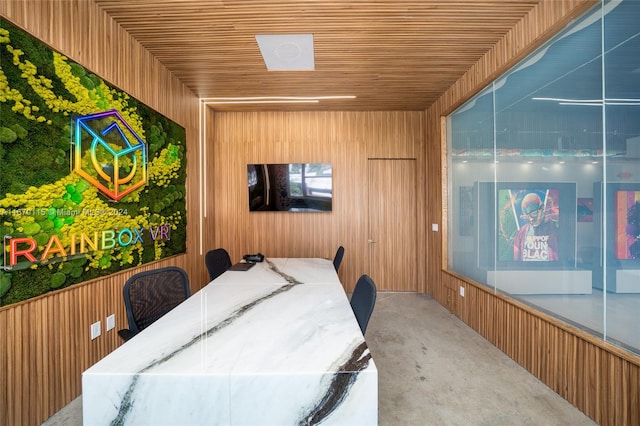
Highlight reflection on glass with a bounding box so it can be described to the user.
[247,163,333,212]
[446,0,640,356]
[287,163,332,198]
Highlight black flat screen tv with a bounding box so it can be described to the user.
[247,163,332,212]
[476,181,577,270]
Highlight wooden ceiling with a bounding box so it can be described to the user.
[94,0,543,112]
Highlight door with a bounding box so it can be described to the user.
[368,159,417,291]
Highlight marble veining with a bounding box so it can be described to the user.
[264,258,304,285]
[298,341,372,425]
[111,259,305,424]
[83,258,377,425]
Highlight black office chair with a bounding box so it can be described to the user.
[333,246,345,272]
[205,248,232,281]
[118,266,190,342]
[350,274,377,335]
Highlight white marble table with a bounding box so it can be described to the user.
[82,258,378,425]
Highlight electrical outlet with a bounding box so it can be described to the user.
[431,223,439,231]
[459,286,465,297]
[91,321,101,340]
[106,314,115,331]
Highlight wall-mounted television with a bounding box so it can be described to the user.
[476,181,577,270]
[247,163,332,212]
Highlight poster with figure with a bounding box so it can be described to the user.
[497,188,560,262]
[615,191,640,260]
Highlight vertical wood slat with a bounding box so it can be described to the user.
[0,1,207,425]
[425,0,639,425]
[2,0,637,425]
[208,111,425,294]
[4,1,407,424]
[445,275,640,426]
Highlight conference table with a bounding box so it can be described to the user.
[82,258,378,425]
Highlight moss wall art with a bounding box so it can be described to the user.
[0,19,187,306]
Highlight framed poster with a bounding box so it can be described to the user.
[476,182,577,270]
[592,183,640,292]
[613,190,640,260]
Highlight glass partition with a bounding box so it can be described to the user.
[447,0,640,355]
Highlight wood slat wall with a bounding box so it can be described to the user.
[207,110,426,293]
[0,2,211,425]
[426,1,640,425]
[3,0,639,425]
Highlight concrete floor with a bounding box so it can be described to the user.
[42,293,596,425]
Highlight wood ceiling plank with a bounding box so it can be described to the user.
[94,0,544,111]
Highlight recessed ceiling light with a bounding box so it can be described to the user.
[205,100,318,105]
[255,34,314,71]
[201,96,355,105]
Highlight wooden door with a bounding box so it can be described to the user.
[367,159,417,291]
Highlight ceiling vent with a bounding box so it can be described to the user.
[255,34,315,71]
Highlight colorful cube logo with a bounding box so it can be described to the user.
[73,110,147,201]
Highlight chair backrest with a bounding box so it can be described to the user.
[350,274,377,335]
[205,248,232,281]
[123,266,190,335]
[333,246,345,272]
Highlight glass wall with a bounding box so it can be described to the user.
[447,0,640,355]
